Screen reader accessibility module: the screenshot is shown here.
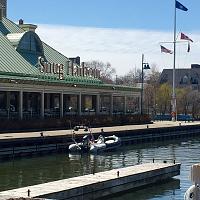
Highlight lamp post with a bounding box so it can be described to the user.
[141,54,150,115]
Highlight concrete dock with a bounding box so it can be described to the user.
[0,121,200,159]
[0,162,181,200]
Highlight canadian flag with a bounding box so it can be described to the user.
[181,32,193,42]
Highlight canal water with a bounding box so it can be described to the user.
[0,137,199,199]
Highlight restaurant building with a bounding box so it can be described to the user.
[0,1,141,126]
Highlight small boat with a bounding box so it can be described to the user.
[68,135,91,153]
[68,131,121,153]
[90,135,121,153]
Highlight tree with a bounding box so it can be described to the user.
[145,64,161,115]
[156,83,172,115]
[176,88,191,115]
[117,68,141,86]
[144,84,154,115]
[84,60,116,83]
[189,90,200,118]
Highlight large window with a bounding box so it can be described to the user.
[100,96,110,113]
[63,94,78,115]
[126,96,139,114]
[17,32,43,55]
[0,92,6,110]
[113,96,124,114]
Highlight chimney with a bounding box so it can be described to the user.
[0,0,7,20]
[69,56,81,65]
[19,19,24,25]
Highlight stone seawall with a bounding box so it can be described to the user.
[0,123,200,159]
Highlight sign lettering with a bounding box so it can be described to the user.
[38,57,64,80]
[38,57,101,80]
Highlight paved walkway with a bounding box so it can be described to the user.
[0,121,199,141]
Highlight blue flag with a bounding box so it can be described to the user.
[176,1,188,11]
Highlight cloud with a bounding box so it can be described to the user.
[36,24,200,75]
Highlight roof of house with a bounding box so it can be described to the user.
[160,68,200,87]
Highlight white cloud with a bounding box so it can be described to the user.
[36,24,200,75]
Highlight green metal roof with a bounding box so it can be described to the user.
[42,42,69,65]
[0,32,41,75]
[0,73,140,92]
[0,18,24,35]
[0,17,140,92]
[0,18,102,84]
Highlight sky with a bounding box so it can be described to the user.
[8,0,200,75]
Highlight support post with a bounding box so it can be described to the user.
[41,91,44,119]
[110,94,113,115]
[19,90,23,120]
[79,92,82,115]
[124,95,127,114]
[60,92,63,118]
[141,54,144,115]
[96,94,100,114]
[172,0,177,122]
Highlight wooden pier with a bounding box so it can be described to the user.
[0,162,181,200]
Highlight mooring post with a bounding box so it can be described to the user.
[117,171,119,177]
[93,168,95,175]
[28,189,30,197]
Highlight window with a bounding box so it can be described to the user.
[17,31,43,55]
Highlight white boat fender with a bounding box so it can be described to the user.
[185,163,200,199]
[184,184,200,200]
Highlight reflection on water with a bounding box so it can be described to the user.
[0,137,200,199]
[101,179,180,200]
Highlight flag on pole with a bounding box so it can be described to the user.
[181,32,193,42]
[160,45,173,54]
[176,1,188,11]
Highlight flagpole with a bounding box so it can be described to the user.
[172,0,177,122]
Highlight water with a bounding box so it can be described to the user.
[0,137,199,199]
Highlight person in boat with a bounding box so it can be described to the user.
[97,134,105,143]
[88,130,95,144]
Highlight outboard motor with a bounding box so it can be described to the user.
[184,164,200,200]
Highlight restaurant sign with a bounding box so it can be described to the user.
[67,62,101,79]
[38,57,64,80]
[38,57,100,80]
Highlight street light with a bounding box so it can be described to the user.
[141,54,150,115]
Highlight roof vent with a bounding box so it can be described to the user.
[19,19,24,25]
[69,56,80,65]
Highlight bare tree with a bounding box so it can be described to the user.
[189,90,200,118]
[139,64,161,116]
[156,83,172,115]
[84,60,116,83]
[176,88,191,115]
[116,67,142,86]
[144,84,154,115]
